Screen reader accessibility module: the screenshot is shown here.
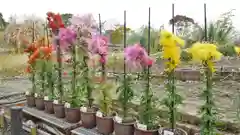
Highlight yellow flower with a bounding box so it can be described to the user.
[187,42,222,72]
[159,30,185,47]
[159,30,185,71]
[234,46,240,55]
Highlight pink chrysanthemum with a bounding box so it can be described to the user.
[88,34,108,64]
[124,44,153,69]
[53,27,77,51]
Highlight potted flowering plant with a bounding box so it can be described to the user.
[29,42,52,111]
[159,30,187,135]
[24,40,38,107]
[42,29,57,114]
[47,12,66,118]
[44,59,57,114]
[96,80,115,135]
[123,44,159,135]
[113,44,144,135]
[187,42,222,135]
[25,63,37,107]
[114,73,135,135]
[67,14,100,128]
[35,59,46,110]
[92,33,115,134]
[59,27,85,123]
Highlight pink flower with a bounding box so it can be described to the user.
[88,34,108,63]
[53,27,77,51]
[63,71,67,76]
[99,56,106,64]
[124,44,154,69]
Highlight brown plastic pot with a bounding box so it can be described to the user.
[35,97,45,110]
[80,108,96,129]
[159,128,188,135]
[65,107,81,123]
[113,118,135,135]
[96,114,114,135]
[53,103,65,118]
[26,95,35,107]
[44,100,54,114]
[134,124,159,135]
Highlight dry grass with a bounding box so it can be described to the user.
[0,53,28,77]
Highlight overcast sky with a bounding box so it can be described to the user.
[1,0,240,30]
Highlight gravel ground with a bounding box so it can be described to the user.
[0,76,239,123]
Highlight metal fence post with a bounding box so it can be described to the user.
[11,106,23,135]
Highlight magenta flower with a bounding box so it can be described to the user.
[53,27,77,51]
[124,44,153,69]
[88,34,108,64]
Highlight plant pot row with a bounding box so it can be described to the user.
[26,95,189,135]
[26,95,80,123]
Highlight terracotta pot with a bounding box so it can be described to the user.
[80,108,97,129]
[159,128,188,135]
[96,114,114,135]
[35,97,45,110]
[53,103,65,118]
[44,100,54,114]
[26,95,35,107]
[134,124,159,135]
[113,118,135,135]
[65,107,81,123]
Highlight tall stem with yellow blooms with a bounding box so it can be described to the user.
[159,30,184,131]
[187,42,222,135]
[200,60,216,135]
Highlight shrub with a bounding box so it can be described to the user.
[218,45,236,56]
[180,50,192,61]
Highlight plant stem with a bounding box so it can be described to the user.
[55,29,63,103]
[83,56,92,108]
[205,65,213,133]
[142,68,150,125]
[123,76,127,119]
[168,69,176,130]
[71,44,76,105]
[47,68,54,100]
[31,22,36,94]
[32,64,36,94]
[41,61,46,95]
[123,10,127,119]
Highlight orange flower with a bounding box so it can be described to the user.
[25,65,32,73]
[24,43,38,53]
[28,46,53,64]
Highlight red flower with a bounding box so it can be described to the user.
[54,14,65,28]
[63,71,67,76]
[147,59,153,67]
[47,12,65,31]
